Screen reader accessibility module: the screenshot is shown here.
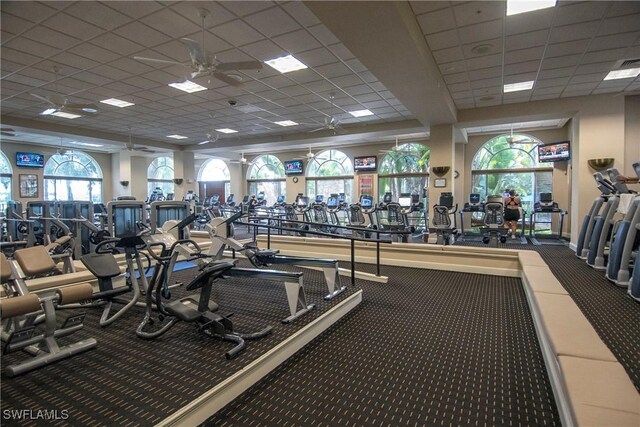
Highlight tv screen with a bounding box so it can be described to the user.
[398,196,412,207]
[354,155,377,171]
[284,160,303,175]
[538,141,570,163]
[16,152,44,168]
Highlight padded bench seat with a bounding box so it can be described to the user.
[559,356,640,426]
[24,266,126,293]
[521,265,568,295]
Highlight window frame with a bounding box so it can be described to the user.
[43,151,103,202]
[0,151,13,206]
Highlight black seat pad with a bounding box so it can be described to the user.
[186,261,235,291]
[165,295,218,321]
[256,249,279,258]
[81,253,121,279]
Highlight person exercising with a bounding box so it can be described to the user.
[503,189,521,239]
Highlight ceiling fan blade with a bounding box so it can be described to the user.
[133,56,187,66]
[212,72,243,87]
[31,93,56,106]
[191,70,209,80]
[334,127,347,135]
[66,103,99,114]
[309,127,326,133]
[216,60,263,71]
[179,38,207,66]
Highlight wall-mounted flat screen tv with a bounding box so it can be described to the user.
[16,152,44,168]
[538,141,570,163]
[284,160,303,175]
[354,155,377,171]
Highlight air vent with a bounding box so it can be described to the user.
[614,58,640,69]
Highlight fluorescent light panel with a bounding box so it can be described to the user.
[349,109,374,117]
[69,141,103,147]
[100,98,134,108]
[264,55,307,73]
[216,128,238,134]
[274,120,298,127]
[51,111,82,119]
[168,80,207,93]
[506,0,557,16]
[503,80,535,93]
[41,108,57,115]
[604,68,640,80]
[167,134,188,139]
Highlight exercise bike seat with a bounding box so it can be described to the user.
[186,261,236,291]
[81,253,121,279]
[165,296,218,322]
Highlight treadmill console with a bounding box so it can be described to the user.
[315,195,324,203]
[276,195,285,203]
[398,196,412,208]
[463,193,484,212]
[326,195,339,209]
[296,196,309,208]
[360,195,373,209]
[535,192,560,212]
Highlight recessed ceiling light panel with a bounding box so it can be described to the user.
[100,98,134,108]
[50,111,82,119]
[70,141,103,147]
[503,80,535,93]
[274,120,298,127]
[41,108,57,115]
[349,109,374,117]
[604,68,640,80]
[168,80,207,93]
[216,128,238,134]
[506,0,557,16]
[167,134,188,139]
[264,54,308,73]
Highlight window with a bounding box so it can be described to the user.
[0,151,12,208]
[147,156,174,196]
[306,149,354,202]
[44,151,103,202]
[247,155,286,205]
[471,134,552,217]
[378,143,430,202]
[198,159,231,197]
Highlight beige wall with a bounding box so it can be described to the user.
[1,140,113,205]
[625,95,640,177]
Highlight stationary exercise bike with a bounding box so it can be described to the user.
[136,238,272,359]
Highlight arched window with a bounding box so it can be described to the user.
[44,151,103,202]
[378,143,430,202]
[306,149,354,202]
[471,134,552,215]
[198,159,231,201]
[247,155,285,205]
[0,152,12,207]
[147,156,174,197]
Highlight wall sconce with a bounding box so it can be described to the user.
[173,178,184,185]
[587,158,614,171]
[431,166,450,177]
[119,180,129,187]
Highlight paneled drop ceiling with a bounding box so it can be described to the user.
[1,1,639,155]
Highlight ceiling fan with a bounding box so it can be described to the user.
[124,128,156,153]
[505,126,534,145]
[293,147,327,161]
[196,115,221,145]
[1,127,15,137]
[31,66,98,117]
[307,94,346,134]
[380,137,411,154]
[133,8,262,87]
[229,153,255,165]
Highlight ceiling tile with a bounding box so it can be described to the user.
[1,1,58,23]
[170,2,235,27]
[432,46,465,64]
[504,60,541,75]
[533,86,564,95]
[574,62,614,75]
[296,47,339,68]
[244,6,301,38]
[65,2,131,30]
[141,9,200,39]
[554,1,608,26]
[22,25,80,52]
[273,29,322,55]
[280,2,321,27]
[90,33,145,56]
[530,93,561,101]
[470,66,502,80]
[546,39,590,58]
[4,37,58,59]
[504,46,544,64]
[449,81,472,92]
[505,30,549,51]
[465,53,502,71]
[69,43,121,64]
[538,66,575,79]
[536,77,571,88]
[598,13,640,36]
[505,8,554,35]
[452,1,505,27]
[470,77,501,90]
[425,29,461,51]
[416,8,456,35]
[327,43,355,61]
[42,12,105,40]
[307,24,341,46]
[211,19,263,47]
[241,39,283,60]
[114,22,171,48]
[606,1,640,18]
[109,1,164,19]
[541,54,583,70]
[589,32,640,51]
[410,1,450,15]
[582,47,628,64]
[569,72,606,84]
[549,21,601,44]
[221,1,275,17]
[315,62,352,79]
[504,72,537,84]
[462,38,502,58]
[444,72,468,85]
[457,19,503,44]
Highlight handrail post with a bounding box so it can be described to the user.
[267,225,271,249]
[351,238,355,286]
[376,240,380,277]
